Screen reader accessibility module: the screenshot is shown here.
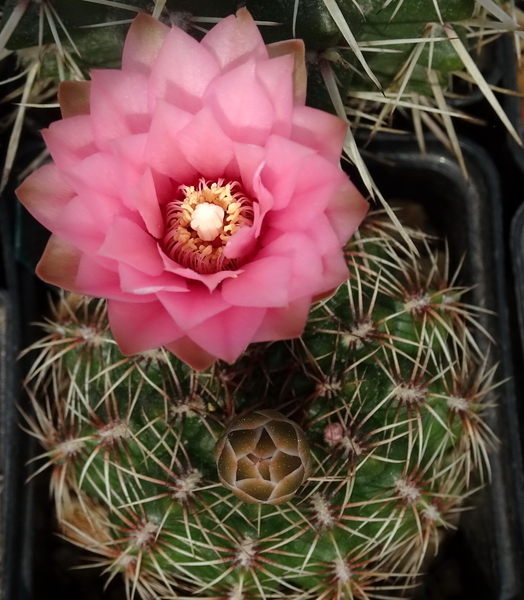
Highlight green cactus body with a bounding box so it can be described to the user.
[245,0,474,99]
[0,0,483,106]
[26,216,494,599]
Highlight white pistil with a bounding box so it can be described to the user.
[190,202,225,241]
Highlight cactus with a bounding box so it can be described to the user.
[24,214,496,599]
[3,1,505,598]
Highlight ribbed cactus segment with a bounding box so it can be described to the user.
[24,215,494,600]
[246,0,474,99]
[0,0,478,105]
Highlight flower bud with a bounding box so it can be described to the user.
[214,409,311,505]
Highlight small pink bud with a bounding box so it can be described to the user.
[324,423,344,446]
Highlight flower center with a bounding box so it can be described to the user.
[190,203,225,241]
[162,178,254,274]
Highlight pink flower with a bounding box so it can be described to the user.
[17,9,368,370]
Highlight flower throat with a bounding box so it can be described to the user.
[162,178,254,274]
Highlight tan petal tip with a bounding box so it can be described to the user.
[36,235,82,291]
[58,81,91,119]
[266,39,307,105]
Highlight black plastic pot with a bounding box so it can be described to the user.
[502,33,524,175]
[511,202,524,405]
[2,135,524,600]
[1,175,36,600]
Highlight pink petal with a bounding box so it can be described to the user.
[223,223,257,260]
[203,60,274,146]
[97,216,164,276]
[157,284,231,331]
[325,180,369,244]
[165,337,217,371]
[201,8,267,71]
[122,14,170,75]
[256,54,294,138]
[57,81,91,118]
[267,156,347,232]
[307,213,344,255]
[54,195,104,253]
[258,231,323,300]
[251,297,311,343]
[90,69,151,149]
[266,40,307,105]
[233,143,274,228]
[65,152,140,198]
[109,133,164,212]
[74,190,126,231]
[110,133,147,171]
[221,157,242,185]
[148,23,220,113]
[75,254,125,299]
[36,234,82,291]
[108,299,184,355]
[119,263,188,295]
[221,256,291,307]
[317,251,350,294]
[75,254,162,302]
[251,178,274,228]
[233,142,265,199]
[111,133,176,205]
[291,106,347,162]
[260,135,315,210]
[42,115,97,169]
[177,107,234,179]
[144,99,198,183]
[186,305,266,364]
[16,164,75,232]
[151,170,176,205]
[123,167,164,238]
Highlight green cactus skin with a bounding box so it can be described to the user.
[0,0,480,107]
[25,215,495,600]
[246,0,474,101]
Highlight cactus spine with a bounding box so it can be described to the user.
[24,215,495,599]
